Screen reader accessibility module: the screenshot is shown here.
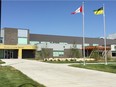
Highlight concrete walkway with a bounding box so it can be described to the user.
[1,59,116,87]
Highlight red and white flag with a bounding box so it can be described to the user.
[71,6,82,14]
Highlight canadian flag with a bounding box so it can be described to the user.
[71,6,82,14]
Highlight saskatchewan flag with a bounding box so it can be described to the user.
[94,7,104,15]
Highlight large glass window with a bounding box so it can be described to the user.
[93,44,99,46]
[112,51,116,57]
[18,38,28,44]
[0,50,4,58]
[77,44,82,49]
[53,51,64,57]
[0,29,4,43]
[84,43,89,46]
[0,37,3,43]
[30,41,40,45]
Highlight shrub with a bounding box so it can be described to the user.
[65,59,68,62]
[57,59,61,61]
[44,59,47,62]
[70,59,74,61]
[50,59,53,61]
[54,59,56,61]
[73,59,76,61]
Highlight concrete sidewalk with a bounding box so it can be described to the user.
[2,59,116,87]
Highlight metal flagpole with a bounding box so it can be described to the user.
[0,0,1,41]
[103,4,107,65]
[82,2,86,65]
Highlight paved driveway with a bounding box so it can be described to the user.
[2,59,116,87]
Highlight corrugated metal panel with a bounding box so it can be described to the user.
[30,34,116,45]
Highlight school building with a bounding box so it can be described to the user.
[0,27,116,59]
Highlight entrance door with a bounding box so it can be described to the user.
[4,50,18,59]
[4,50,13,59]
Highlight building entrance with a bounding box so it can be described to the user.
[4,50,18,59]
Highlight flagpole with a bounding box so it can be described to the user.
[82,2,86,65]
[103,4,107,65]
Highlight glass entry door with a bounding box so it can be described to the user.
[4,50,13,59]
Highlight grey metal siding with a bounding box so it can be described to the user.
[30,34,116,45]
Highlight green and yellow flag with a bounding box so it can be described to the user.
[94,7,104,15]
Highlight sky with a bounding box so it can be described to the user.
[1,0,116,38]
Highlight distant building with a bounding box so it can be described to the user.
[0,27,116,59]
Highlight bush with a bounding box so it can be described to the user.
[54,59,56,61]
[73,59,76,61]
[57,59,61,61]
[44,59,47,62]
[65,59,68,62]
[50,59,53,61]
[107,56,111,60]
[90,51,101,61]
[70,59,74,61]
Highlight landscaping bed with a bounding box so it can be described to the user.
[43,58,95,63]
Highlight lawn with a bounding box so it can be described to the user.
[0,59,5,64]
[69,64,116,73]
[0,66,45,87]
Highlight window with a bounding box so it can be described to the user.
[30,41,40,45]
[18,38,28,44]
[77,44,82,49]
[53,51,64,57]
[59,42,68,44]
[93,44,99,46]
[0,37,3,43]
[112,51,116,57]
[84,43,89,46]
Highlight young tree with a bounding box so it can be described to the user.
[41,48,51,58]
[35,44,43,60]
[115,46,116,51]
[69,41,81,58]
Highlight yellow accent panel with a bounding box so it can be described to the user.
[0,45,36,59]
[0,45,36,49]
[18,49,22,59]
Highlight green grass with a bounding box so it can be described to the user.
[69,64,116,73]
[0,59,5,64]
[44,60,116,64]
[0,66,45,87]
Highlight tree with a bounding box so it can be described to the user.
[90,50,100,61]
[115,46,116,51]
[35,44,43,60]
[69,41,81,58]
[41,48,51,58]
